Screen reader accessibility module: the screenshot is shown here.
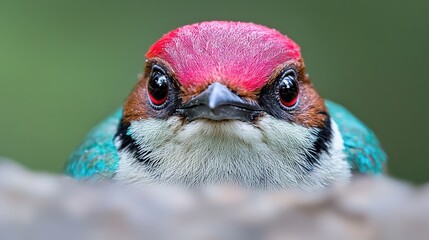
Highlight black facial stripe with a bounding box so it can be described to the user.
[302,113,332,171]
[115,119,154,166]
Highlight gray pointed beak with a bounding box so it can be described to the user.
[178,82,262,122]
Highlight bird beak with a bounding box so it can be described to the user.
[178,82,262,122]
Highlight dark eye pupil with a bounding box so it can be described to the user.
[148,71,168,105]
[279,72,299,107]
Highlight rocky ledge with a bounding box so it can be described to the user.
[0,160,428,240]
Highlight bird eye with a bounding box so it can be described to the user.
[278,69,299,108]
[147,66,169,107]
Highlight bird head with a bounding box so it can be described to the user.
[114,21,350,190]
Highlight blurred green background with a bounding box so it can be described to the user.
[1,0,428,183]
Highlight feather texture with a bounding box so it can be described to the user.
[65,101,387,181]
[65,109,121,179]
[325,100,387,173]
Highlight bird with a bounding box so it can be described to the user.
[65,21,386,191]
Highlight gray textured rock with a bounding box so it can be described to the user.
[0,160,428,240]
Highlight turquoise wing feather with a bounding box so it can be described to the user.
[65,108,122,179]
[325,100,387,174]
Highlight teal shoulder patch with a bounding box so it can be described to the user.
[325,100,387,174]
[65,109,122,179]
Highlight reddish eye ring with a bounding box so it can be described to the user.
[278,69,299,108]
[147,66,169,107]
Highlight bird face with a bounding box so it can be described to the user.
[114,21,350,190]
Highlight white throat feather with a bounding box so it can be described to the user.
[114,115,350,191]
